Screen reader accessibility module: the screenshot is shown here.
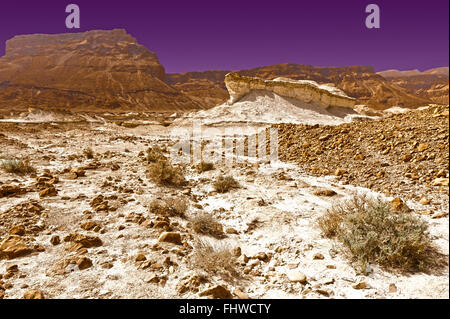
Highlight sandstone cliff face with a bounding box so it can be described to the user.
[225,73,355,108]
[0,29,199,112]
[168,63,433,110]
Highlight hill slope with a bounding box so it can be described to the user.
[0,29,200,112]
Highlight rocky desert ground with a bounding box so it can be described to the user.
[0,103,448,300]
[0,29,448,300]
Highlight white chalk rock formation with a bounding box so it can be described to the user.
[225,72,356,109]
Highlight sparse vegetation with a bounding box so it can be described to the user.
[317,194,443,273]
[196,161,215,173]
[147,158,186,187]
[191,213,224,238]
[83,147,94,159]
[146,146,166,163]
[191,238,237,278]
[0,158,36,175]
[149,196,188,218]
[213,175,239,193]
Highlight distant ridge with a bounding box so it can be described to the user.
[377,67,449,78]
[377,67,449,104]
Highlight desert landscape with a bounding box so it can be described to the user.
[0,29,448,300]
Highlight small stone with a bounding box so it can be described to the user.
[226,227,238,234]
[390,197,410,213]
[313,253,324,260]
[23,289,45,299]
[334,168,347,177]
[233,289,250,299]
[401,154,413,162]
[318,134,331,141]
[101,262,114,269]
[199,285,232,299]
[71,168,86,177]
[50,235,60,246]
[144,274,158,283]
[81,221,98,231]
[66,172,78,179]
[254,252,269,262]
[432,211,448,219]
[417,143,429,152]
[135,253,147,262]
[389,283,397,293]
[419,197,431,205]
[39,186,57,198]
[6,264,19,273]
[158,232,182,245]
[76,256,93,270]
[432,178,449,187]
[286,270,307,284]
[313,189,337,197]
[0,184,24,198]
[9,225,25,236]
[352,281,368,290]
[0,235,32,259]
[63,233,102,251]
[153,221,170,229]
[4,283,13,289]
[315,288,331,297]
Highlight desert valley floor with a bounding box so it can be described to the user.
[0,104,448,299]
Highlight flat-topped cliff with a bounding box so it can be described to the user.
[0,29,199,112]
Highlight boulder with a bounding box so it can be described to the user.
[0,236,32,259]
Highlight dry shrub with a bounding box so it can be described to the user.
[149,196,188,218]
[146,146,166,163]
[196,161,215,173]
[317,194,444,273]
[147,159,186,187]
[1,158,36,175]
[83,147,94,159]
[191,213,224,238]
[213,175,239,193]
[191,238,237,278]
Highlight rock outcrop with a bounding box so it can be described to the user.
[176,73,361,126]
[224,72,355,108]
[0,29,200,112]
[167,63,433,110]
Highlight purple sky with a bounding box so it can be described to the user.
[0,0,448,73]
